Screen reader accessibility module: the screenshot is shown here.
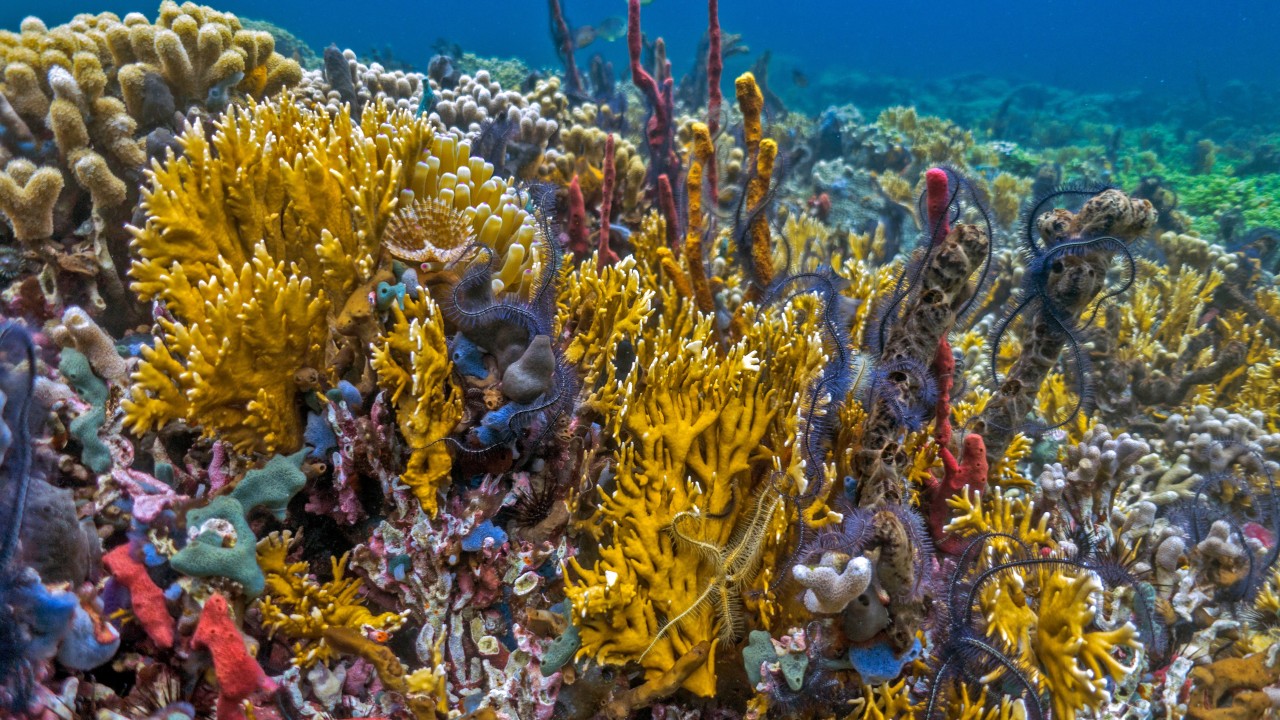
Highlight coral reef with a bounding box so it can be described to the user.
[1,4,1279,720]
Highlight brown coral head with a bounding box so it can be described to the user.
[383,197,476,264]
[1046,254,1103,309]
[293,367,320,391]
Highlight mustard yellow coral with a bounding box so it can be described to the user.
[257,530,406,669]
[126,98,537,452]
[565,299,825,696]
[370,293,461,516]
[1030,571,1139,720]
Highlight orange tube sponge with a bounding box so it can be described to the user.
[684,122,716,313]
[735,72,764,160]
[744,138,778,293]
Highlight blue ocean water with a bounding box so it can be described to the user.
[5,0,1279,104]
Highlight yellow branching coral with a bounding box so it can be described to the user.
[855,678,917,720]
[566,300,824,696]
[777,211,830,275]
[951,684,1028,720]
[1030,571,1138,720]
[257,530,406,669]
[370,294,461,516]
[126,97,536,452]
[126,243,327,452]
[945,487,1053,553]
[556,255,655,422]
[877,106,974,170]
[126,100,420,451]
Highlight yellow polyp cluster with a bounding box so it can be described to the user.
[111,1,300,108]
[540,122,646,212]
[1030,571,1139,720]
[370,293,461,516]
[126,98,536,453]
[565,297,825,696]
[256,530,406,669]
[0,2,304,235]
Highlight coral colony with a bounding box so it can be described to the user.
[1,0,1280,718]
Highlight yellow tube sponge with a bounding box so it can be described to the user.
[370,293,462,516]
[257,530,407,669]
[0,159,63,241]
[566,300,825,696]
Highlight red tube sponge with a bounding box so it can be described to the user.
[925,167,951,242]
[103,544,174,649]
[193,593,277,720]
[566,175,590,259]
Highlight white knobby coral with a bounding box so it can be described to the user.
[792,552,872,614]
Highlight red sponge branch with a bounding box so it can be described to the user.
[706,0,722,201]
[925,333,988,554]
[627,0,679,186]
[548,0,582,94]
[925,166,951,243]
[103,543,174,649]
[921,168,987,553]
[597,134,620,270]
[193,593,277,720]
[566,175,590,259]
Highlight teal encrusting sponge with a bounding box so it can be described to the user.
[169,451,307,597]
[58,347,111,474]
